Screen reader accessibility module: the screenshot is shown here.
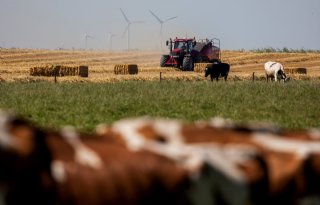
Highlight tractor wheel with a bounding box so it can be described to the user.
[160,55,169,67]
[182,57,193,71]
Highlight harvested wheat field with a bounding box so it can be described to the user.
[1,48,320,82]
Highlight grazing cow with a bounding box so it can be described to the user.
[264,61,288,82]
[205,62,230,81]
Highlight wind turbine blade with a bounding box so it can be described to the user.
[83,33,93,39]
[120,8,130,23]
[165,16,178,22]
[149,10,163,24]
[131,21,144,24]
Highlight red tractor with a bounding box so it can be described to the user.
[160,37,221,71]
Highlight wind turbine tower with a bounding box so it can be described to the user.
[108,33,117,50]
[83,33,93,50]
[120,8,143,50]
[149,10,177,50]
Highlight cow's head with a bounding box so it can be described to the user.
[204,67,210,77]
[277,70,289,82]
[0,111,52,185]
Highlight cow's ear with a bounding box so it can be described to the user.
[9,123,35,156]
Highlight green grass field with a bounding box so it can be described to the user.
[0,81,319,132]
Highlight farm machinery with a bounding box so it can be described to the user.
[160,37,221,71]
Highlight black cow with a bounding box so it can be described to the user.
[205,63,230,81]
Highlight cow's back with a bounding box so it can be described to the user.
[264,61,282,74]
[46,133,190,205]
[265,61,274,72]
[264,62,275,79]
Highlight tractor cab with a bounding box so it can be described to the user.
[173,40,193,53]
[166,38,195,54]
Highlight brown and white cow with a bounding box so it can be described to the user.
[104,117,320,205]
[1,111,320,205]
[0,112,190,205]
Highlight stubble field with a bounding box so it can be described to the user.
[1,49,320,82]
[1,49,320,131]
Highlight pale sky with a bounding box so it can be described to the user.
[0,0,319,50]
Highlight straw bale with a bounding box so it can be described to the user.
[114,64,138,75]
[194,63,213,73]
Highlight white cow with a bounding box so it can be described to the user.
[264,61,288,82]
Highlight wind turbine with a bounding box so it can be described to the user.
[83,33,94,50]
[107,33,117,51]
[149,10,177,50]
[57,42,65,50]
[120,8,143,50]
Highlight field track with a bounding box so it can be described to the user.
[1,49,320,82]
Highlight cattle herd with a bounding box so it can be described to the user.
[205,61,289,82]
[1,110,320,205]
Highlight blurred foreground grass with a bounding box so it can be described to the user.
[0,81,319,132]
